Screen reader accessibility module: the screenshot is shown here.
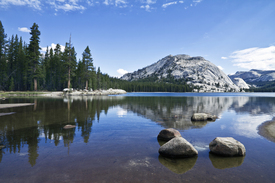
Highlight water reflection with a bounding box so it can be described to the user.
[1,95,275,167]
[209,153,245,169]
[158,155,197,174]
[258,118,275,143]
[0,96,124,166]
[119,96,251,130]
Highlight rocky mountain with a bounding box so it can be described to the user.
[229,69,275,84]
[231,78,250,89]
[121,54,240,92]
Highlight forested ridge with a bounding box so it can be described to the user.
[0,21,193,92]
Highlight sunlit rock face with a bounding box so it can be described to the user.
[229,69,275,84]
[121,54,240,92]
[232,78,250,89]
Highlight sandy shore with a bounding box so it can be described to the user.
[258,118,275,143]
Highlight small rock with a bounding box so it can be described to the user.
[157,128,181,141]
[191,113,217,121]
[209,137,246,156]
[159,137,198,158]
[63,125,76,129]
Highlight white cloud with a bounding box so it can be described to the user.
[162,1,177,8]
[233,115,271,138]
[179,1,184,3]
[217,66,223,70]
[56,3,85,11]
[140,4,151,11]
[18,27,30,33]
[141,0,156,4]
[41,43,65,53]
[230,46,275,70]
[103,0,109,5]
[87,0,93,6]
[193,0,202,2]
[115,0,127,7]
[221,57,227,60]
[117,68,128,76]
[46,0,86,12]
[0,0,42,10]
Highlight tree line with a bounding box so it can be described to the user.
[0,21,111,91]
[0,21,194,92]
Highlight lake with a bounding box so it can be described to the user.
[1,92,275,182]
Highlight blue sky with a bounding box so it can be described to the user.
[1,0,275,77]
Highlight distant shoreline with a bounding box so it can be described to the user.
[0,89,127,97]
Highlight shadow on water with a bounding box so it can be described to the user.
[158,155,198,174]
[209,153,245,169]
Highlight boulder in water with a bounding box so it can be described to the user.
[157,128,181,141]
[159,137,198,158]
[191,113,217,121]
[209,137,246,156]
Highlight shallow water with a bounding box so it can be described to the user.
[0,93,275,182]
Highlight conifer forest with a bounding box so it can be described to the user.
[0,21,193,92]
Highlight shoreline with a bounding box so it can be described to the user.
[0,88,127,97]
[258,118,275,143]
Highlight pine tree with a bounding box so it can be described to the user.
[63,35,77,89]
[97,67,101,89]
[28,23,41,91]
[0,21,7,90]
[82,46,93,90]
[53,44,62,90]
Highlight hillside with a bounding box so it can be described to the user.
[229,69,275,85]
[229,69,275,91]
[121,54,240,92]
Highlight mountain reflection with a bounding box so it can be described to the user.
[1,95,275,166]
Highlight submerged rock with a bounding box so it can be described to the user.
[63,125,76,129]
[157,128,181,141]
[191,113,217,121]
[159,137,198,158]
[209,137,246,156]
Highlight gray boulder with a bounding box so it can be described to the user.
[157,128,181,141]
[191,113,217,121]
[209,137,246,156]
[159,137,198,158]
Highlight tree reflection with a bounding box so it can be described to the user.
[1,95,275,167]
[0,97,121,166]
